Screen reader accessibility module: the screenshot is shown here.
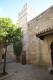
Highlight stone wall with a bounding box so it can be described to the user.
[27,6,53,66]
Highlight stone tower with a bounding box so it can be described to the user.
[17,3,35,63]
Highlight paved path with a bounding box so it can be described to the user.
[0,61,53,80]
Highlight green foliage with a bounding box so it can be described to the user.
[0,17,14,45]
[0,17,23,58]
[12,27,23,57]
[0,17,23,74]
[0,17,23,46]
[13,40,22,56]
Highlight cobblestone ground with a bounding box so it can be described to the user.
[0,61,53,80]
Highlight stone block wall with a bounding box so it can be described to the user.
[27,6,53,66]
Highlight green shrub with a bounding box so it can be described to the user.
[13,40,22,57]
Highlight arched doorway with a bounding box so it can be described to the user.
[50,42,53,67]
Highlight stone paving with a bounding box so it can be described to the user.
[0,62,53,80]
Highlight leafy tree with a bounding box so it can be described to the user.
[0,17,23,75]
[13,40,22,57]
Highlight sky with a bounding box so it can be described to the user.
[0,0,53,23]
